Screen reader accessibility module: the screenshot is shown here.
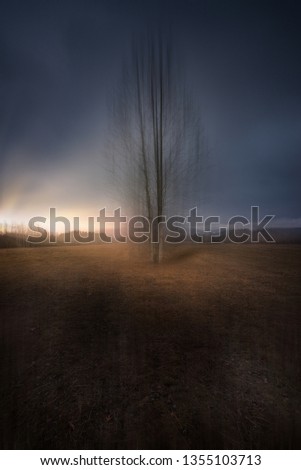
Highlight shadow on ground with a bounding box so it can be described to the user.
[0,244,300,449]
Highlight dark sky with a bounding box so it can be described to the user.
[0,0,300,226]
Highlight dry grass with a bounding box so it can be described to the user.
[0,243,300,449]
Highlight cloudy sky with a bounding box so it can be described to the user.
[0,0,300,227]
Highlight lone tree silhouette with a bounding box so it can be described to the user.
[109,33,206,262]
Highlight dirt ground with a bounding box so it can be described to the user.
[0,243,300,449]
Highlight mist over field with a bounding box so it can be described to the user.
[1,0,301,451]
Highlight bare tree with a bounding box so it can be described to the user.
[109,33,206,262]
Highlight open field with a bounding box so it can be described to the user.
[0,244,300,449]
